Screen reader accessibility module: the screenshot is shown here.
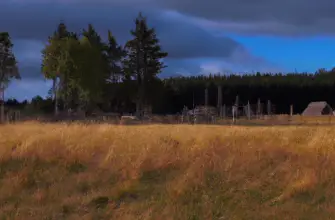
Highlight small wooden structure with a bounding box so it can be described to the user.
[302,101,333,116]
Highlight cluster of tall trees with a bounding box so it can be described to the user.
[41,13,167,118]
[1,13,335,119]
[159,72,335,114]
[7,71,335,116]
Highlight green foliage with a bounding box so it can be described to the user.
[39,15,168,115]
[24,95,54,115]
[41,22,73,115]
[124,13,168,80]
[76,36,107,100]
[41,23,109,112]
[106,30,124,83]
[41,22,71,80]
[8,13,335,117]
[123,13,168,116]
[0,32,20,88]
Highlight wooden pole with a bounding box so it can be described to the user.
[235,95,239,119]
[53,78,59,116]
[257,98,261,119]
[217,85,222,116]
[205,88,208,107]
[289,104,293,123]
[247,101,251,120]
[223,104,226,119]
[205,88,209,123]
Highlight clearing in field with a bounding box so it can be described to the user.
[1,122,335,219]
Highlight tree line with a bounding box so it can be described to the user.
[1,13,335,119]
[41,13,167,118]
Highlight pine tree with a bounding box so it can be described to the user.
[123,13,168,118]
[0,32,20,123]
[82,24,104,50]
[100,30,125,111]
[106,30,124,83]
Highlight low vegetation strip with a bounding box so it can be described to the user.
[1,122,335,219]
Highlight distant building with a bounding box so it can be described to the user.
[302,101,334,116]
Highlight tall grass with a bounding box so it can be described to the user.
[1,122,335,219]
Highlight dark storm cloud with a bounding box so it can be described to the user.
[6,0,335,36]
[0,1,258,81]
[0,2,238,52]
[12,39,44,79]
[154,0,334,24]
[0,2,137,41]
[133,0,335,36]
[156,16,242,58]
[0,2,243,57]
[64,0,335,36]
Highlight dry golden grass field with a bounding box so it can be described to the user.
[1,121,335,219]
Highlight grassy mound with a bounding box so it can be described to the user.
[1,122,335,219]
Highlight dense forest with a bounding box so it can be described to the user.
[1,13,335,119]
[5,72,335,115]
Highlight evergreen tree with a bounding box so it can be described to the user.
[82,24,103,48]
[100,30,126,112]
[0,32,20,122]
[106,30,124,83]
[123,13,168,118]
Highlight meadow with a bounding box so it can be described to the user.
[1,122,335,219]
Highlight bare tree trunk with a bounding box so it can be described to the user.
[136,99,141,118]
[60,74,69,113]
[136,70,144,119]
[53,78,58,116]
[205,88,208,107]
[136,85,144,119]
[217,85,222,115]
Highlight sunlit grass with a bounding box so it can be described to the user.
[1,121,335,219]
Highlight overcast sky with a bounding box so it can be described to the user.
[1,0,335,101]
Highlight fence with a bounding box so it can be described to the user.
[2,109,335,126]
